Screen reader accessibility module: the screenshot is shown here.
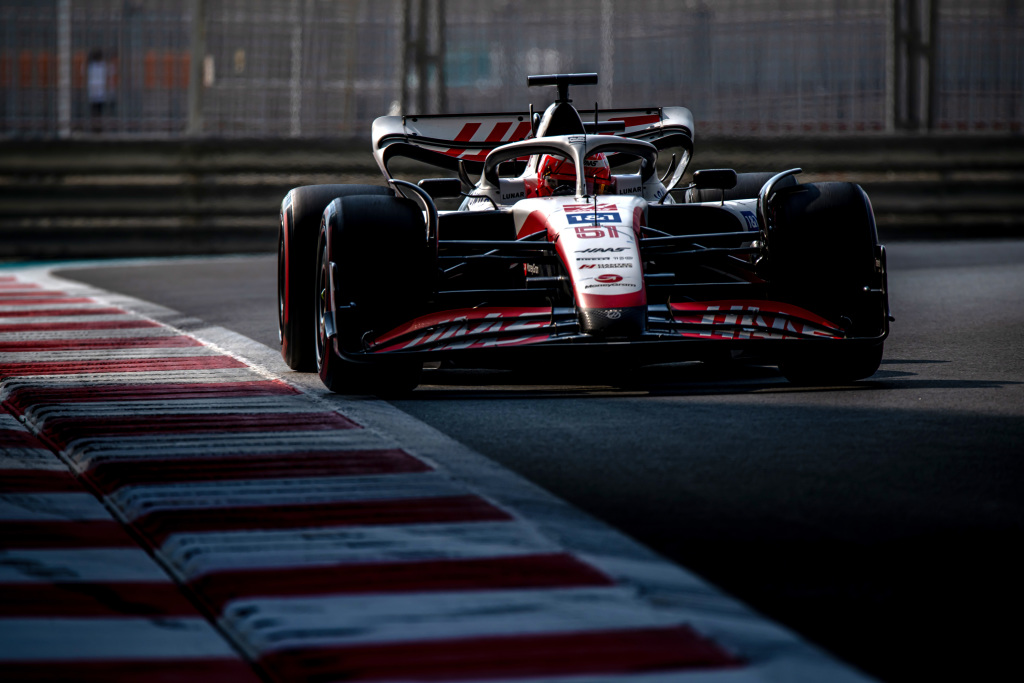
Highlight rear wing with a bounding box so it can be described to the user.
[372,107,695,180]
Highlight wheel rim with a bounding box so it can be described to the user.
[315,234,329,369]
[277,230,286,343]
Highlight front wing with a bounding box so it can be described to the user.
[330,301,887,365]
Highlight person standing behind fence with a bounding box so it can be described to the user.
[87,49,108,132]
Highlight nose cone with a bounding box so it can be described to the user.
[579,306,646,337]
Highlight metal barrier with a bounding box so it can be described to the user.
[1,0,1022,138]
[2,134,1021,260]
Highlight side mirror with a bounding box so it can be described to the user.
[692,168,738,191]
[418,178,463,200]
[497,160,527,177]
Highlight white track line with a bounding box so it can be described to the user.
[0,548,176,583]
[165,520,562,579]
[0,492,113,521]
[62,430,393,467]
[0,369,269,390]
[228,586,683,651]
[0,327,182,341]
[110,472,468,520]
[0,347,221,362]
[0,618,238,660]
[25,396,332,420]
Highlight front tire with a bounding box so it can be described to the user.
[315,195,430,396]
[278,184,391,371]
[765,182,888,384]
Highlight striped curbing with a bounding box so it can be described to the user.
[0,263,877,682]
[0,403,260,682]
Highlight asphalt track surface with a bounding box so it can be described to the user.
[59,239,1024,683]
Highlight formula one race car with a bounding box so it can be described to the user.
[278,73,891,395]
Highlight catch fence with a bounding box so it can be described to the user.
[1,0,1021,138]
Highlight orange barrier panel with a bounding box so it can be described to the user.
[162,51,175,88]
[179,53,190,88]
[72,50,85,88]
[144,50,156,89]
[36,51,53,88]
[18,50,32,88]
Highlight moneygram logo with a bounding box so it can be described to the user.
[595,274,623,283]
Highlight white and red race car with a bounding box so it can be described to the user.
[278,73,891,395]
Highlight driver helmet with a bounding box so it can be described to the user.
[536,152,614,196]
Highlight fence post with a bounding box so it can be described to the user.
[436,0,447,113]
[886,0,894,132]
[893,0,936,131]
[925,0,938,131]
[57,0,71,138]
[399,0,447,115]
[599,0,613,108]
[399,0,411,114]
[289,0,302,137]
[187,0,205,136]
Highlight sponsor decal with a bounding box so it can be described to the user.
[568,135,586,143]
[582,273,634,290]
[382,310,552,351]
[567,212,621,225]
[573,225,623,239]
[502,191,525,200]
[610,114,661,128]
[441,121,532,159]
[606,310,623,319]
[564,203,618,212]
[574,226,603,239]
[741,211,758,230]
[576,257,611,262]
[576,247,629,253]
[579,262,632,270]
[670,303,843,340]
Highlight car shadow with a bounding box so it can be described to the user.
[409,358,1016,399]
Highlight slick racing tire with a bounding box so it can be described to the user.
[765,181,888,384]
[686,171,797,203]
[279,184,392,371]
[315,195,431,397]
